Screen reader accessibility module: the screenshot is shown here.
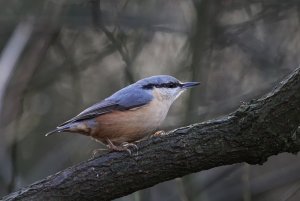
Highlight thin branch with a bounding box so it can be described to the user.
[90,0,135,83]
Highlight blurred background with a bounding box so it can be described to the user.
[0,0,300,200]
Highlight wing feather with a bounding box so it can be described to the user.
[59,86,152,127]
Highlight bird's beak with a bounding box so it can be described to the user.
[181,82,200,89]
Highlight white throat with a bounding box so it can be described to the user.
[152,87,184,107]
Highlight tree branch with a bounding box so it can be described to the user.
[2,67,300,201]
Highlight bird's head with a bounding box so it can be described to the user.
[136,75,200,103]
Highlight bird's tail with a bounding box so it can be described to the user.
[45,125,70,136]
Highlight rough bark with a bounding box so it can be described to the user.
[2,67,300,201]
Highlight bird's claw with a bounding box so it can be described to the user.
[121,142,139,156]
[106,138,138,156]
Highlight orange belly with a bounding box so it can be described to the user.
[71,97,170,145]
[91,110,156,144]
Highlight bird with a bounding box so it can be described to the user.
[46,75,199,153]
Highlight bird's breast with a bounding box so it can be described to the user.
[92,98,170,144]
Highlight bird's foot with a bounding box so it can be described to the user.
[106,138,138,155]
[121,142,139,155]
[150,130,166,138]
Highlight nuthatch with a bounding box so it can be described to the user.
[46,75,199,152]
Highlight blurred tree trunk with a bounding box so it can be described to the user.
[2,66,300,201]
[186,0,221,123]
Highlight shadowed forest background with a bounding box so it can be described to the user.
[0,0,300,200]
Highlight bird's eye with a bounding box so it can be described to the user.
[167,83,177,88]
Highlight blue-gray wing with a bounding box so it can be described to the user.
[59,86,153,126]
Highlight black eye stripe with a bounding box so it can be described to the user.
[142,82,180,89]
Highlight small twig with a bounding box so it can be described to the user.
[90,0,135,83]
